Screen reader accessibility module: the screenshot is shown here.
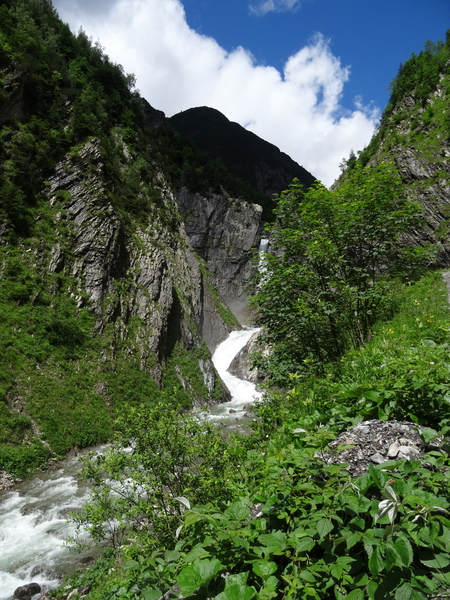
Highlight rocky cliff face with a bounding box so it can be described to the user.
[0,1,269,473]
[176,188,263,324]
[349,49,450,262]
[45,138,235,388]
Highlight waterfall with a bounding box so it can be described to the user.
[259,238,269,253]
[258,237,269,285]
[207,328,261,424]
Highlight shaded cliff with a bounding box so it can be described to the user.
[169,106,316,199]
[176,188,263,324]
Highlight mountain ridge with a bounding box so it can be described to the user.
[169,106,316,198]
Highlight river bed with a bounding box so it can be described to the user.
[0,328,261,600]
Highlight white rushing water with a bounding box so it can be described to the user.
[0,450,104,600]
[0,330,262,598]
[208,327,262,423]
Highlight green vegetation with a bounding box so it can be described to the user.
[56,156,450,599]
[250,162,432,386]
[57,274,450,600]
[2,3,450,599]
[151,125,273,220]
[199,261,241,329]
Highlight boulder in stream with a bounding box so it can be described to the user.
[14,582,41,599]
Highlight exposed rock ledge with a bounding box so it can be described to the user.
[228,330,267,383]
[0,470,16,493]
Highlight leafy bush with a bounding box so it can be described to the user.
[64,426,450,600]
[72,403,238,550]
[251,162,432,386]
[172,444,450,600]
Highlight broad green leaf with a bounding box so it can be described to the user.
[420,427,438,444]
[175,496,190,510]
[304,586,320,598]
[393,537,413,567]
[263,575,279,592]
[123,559,140,570]
[374,499,399,525]
[340,492,361,513]
[164,550,180,563]
[233,536,250,551]
[224,501,251,520]
[368,547,384,577]
[346,532,362,550]
[252,560,277,580]
[383,485,398,502]
[349,516,366,531]
[409,589,427,600]
[419,551,450,569]
[368,464,385,489]
[331,565,344,579]
[367,580,378,600]
[344,589,364,600]
[257,531,287,554]
[194,557,222,582]
[224,572,248,588]
[184,511,203,526]
[317,518,334,538]
[299,570,317,583]
[177,565,203,595]
[385,543,402,571]
[336,556,357,566]
[215,584,256,600]
[141,590,162,600]
[294,536,316,553]
[434,571,450,585]
[395,582,412,600]
[183,545,210,562]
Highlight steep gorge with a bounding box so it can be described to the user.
[0,0,295,478]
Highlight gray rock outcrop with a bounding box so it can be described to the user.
[176,188,263,323]
[321,420,436,477]
[228,330,267,383]
[44,139,233,400]
[364,67,450,263]
[14,583,41,600]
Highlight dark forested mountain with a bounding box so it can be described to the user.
[169,106,316,198]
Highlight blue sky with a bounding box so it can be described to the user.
[182,0,449,113]
[52,0,449,185]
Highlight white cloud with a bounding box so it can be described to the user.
[249,0,302,17]
[53,0,379,186]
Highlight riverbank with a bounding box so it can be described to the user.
[0,327,262,599]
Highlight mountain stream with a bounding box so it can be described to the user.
[0,328,262,600]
